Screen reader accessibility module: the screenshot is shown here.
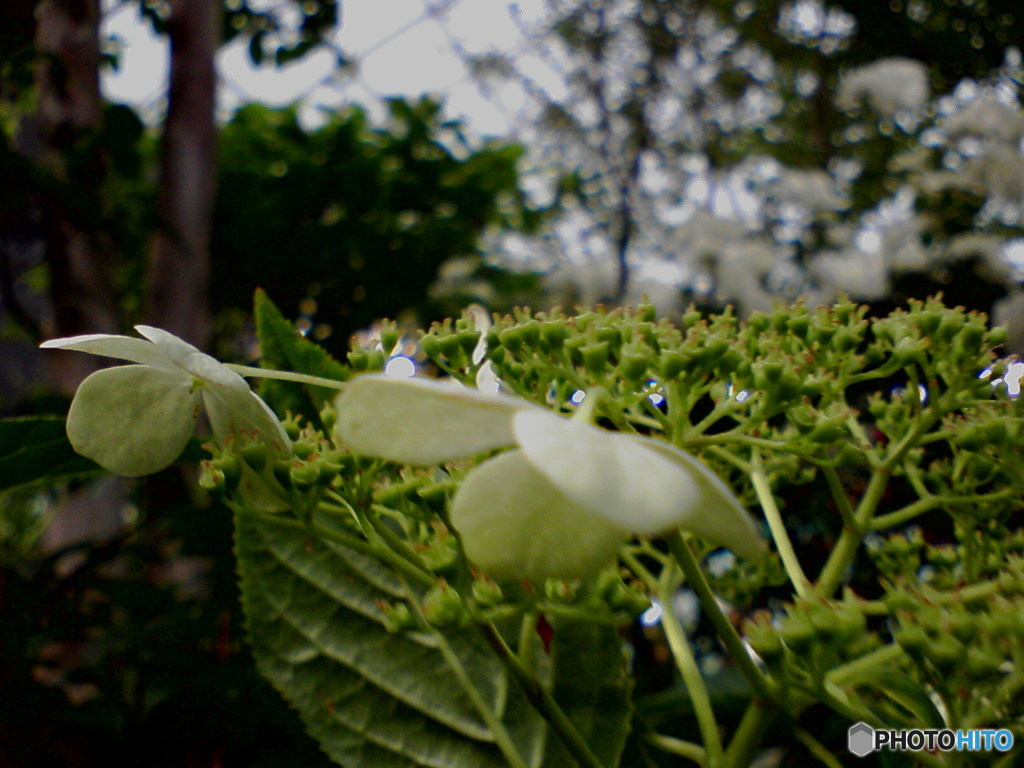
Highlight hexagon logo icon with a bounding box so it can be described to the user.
[848,722,875,757]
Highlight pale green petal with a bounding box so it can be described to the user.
[450,450,628,582]
[40,333,178,372]
[514,411,765,559]
[513,410,698,533]
[624,436,767,561]
[66,365,200,477]
[134,325,204,365]
[180,351,249,390]
[203,385,291,455]
[334,374,533,464]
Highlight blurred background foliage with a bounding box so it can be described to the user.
[1,0,1024,765]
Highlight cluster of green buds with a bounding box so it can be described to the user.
[743,594,876,686]
[887,582,1024,723]
[378,565,653,635]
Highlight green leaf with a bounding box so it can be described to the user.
[253,287,349,425]
[543,619,633,768]
[0,416,100,492]
[236,509,531,767]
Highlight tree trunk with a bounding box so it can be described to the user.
[144,0,220,349]
[26,0,118,394]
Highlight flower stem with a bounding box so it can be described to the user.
[721,699,776,768]
[667,533,777,702]
[226,363,346,391]
[751,449,812,599]
[643,733,707,765]
[815,467,889,597]
[479,622,608,768]
[622,550,723,765]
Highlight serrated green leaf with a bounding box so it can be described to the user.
[253,288,349,425]
[543,620,633,768]
[0,416,100,492]
[236,510,534,768]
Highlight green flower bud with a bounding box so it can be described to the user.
[660,350,690,379]
[239,439,268,471]
[379,325,401,356]
[471,576,504,606]
[925,636,963,672]
[605,579,651,616]
[420,533,460,573]
[211,453,242,490]
[281,414,302,441]
[618,344,649,385]
[199,461,227,496]
[438,334,467,367]
[418,334,441,360]
[987,326,1008,347]
[541,319,569,350]
[580,342,609,376]
[290,460,320,489]
[780,615,815,652]
[380,601,416,633]
[422,581,467,627]
[893,623,928,658]
[966,646,1003,679]
[319,402,337,433]
[545,578,579,603]
[744,619,784,662]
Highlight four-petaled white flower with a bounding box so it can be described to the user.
[41,326,290,477]
[335,375,765,582]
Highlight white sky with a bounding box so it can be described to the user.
[101,0,548,136]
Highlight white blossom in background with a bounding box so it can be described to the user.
[765,168,847,214]
[809,249,888,301]
[836,57,929,122]
[942,94,1024,145]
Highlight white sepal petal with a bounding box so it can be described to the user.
[450,450,628,582]
[334,374,534,464]
[40,334,178,372]
[625,436,766,561]
[513,410,703,533]
[66,365,201,477]
[203,385,291,455]
[134,325,204,363]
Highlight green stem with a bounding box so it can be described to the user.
[479,622,608,768]
[683,396,746,440]
[822,466,856,529]
[871,488,1015,531]
[751,449,812,599]
[816,468,889,597]
[643,734,706,765]
[793,728,845,768]
[623,550,723,766]
[721,699,776,768]
[226,363,346,390]
[667,534,776,702]
[517,612,539,669]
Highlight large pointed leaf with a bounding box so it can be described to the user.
[253,288,349,425]
[0,416,100,492]
[543,620,633,768]
[236,510,531,767]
